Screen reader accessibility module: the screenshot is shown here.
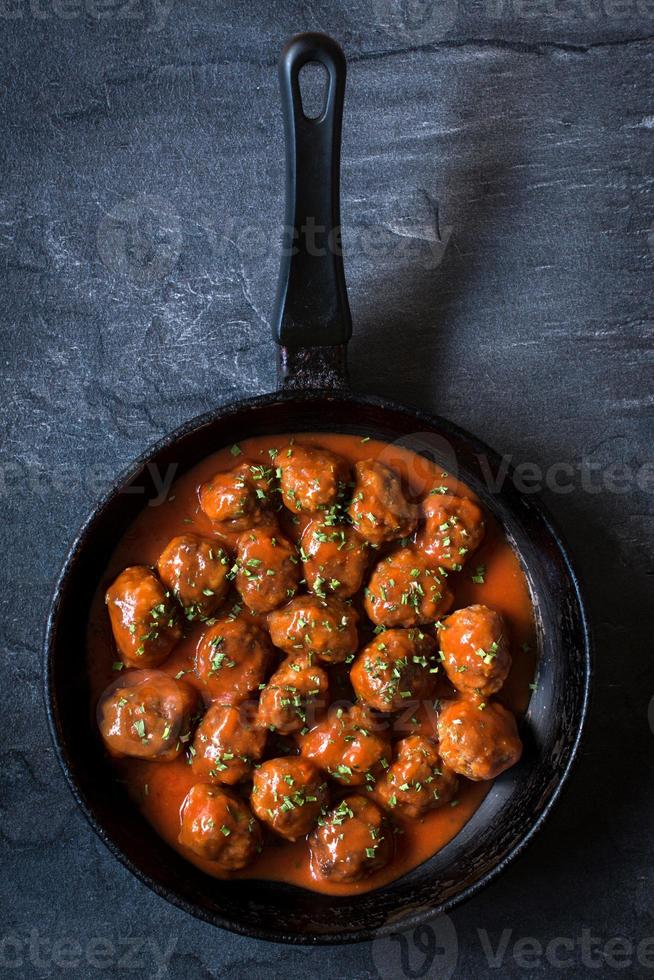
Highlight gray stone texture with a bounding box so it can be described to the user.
[1,0,653,976]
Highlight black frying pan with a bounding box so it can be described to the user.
[44,33,591,945]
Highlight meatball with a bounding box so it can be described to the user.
[257,654,329,735]
[106,566,182,668]
[309,795,393,883]
[437,700,522,781]
[156,534,230,621]
[300,703,391,787]
[417,494,485,571]
[365,548,454,628]
[375,735,458,819]
[439,605,511,697]
[234,528,300,614]
[348,460,417,546]
[195,616,271,704]
[199,462,274,531]
[97,670,198,761]
[268,594,358,665]
[190,703,267,784]
[301,519,369,600]
[277,443,350,514]
[350,629,439,713]
[178,784,262,869]
[251,757,328,840]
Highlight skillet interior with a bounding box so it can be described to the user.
[44,389,590,945]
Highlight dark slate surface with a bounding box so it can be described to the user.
[2,1,653,977]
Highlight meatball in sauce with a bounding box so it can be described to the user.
[277,443,350,515]
[268,594,358,665]
[251,757,328,840]
[348,460,417,546]
[309,796,393,883]
[157,534,230,621]
[375,735,458,819]
[195,617,271,705]
[234,528,300,614]
[190,702,267,784]
[106,566,182,668]
[439,604,511,698]
[178,784,262,869]
[199,462,274,531]
[98,670,198,761]
[257,654,329,735]
[417,494,485,571]
[300,703,391,787]
[437,700,523,781]
[350,628,439,713]
[365,548,454,628]
[301,519,369,600]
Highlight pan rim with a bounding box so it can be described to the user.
[43,387,592,945]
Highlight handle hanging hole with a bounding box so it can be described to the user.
[298,61,329,120]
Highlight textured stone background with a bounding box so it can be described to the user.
[2,1,654,977]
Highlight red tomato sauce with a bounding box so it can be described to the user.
[86,433,536,896]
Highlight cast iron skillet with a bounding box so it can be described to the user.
[44,33,591,945]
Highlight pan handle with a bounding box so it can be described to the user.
[272,33,352,389]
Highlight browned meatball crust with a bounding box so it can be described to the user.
[301,519,369,600]
[277,443,350,515]
[199,462,274,531]
[195,616,271,704]
[268,594,358,665]
[300,703,392,787]
[106,566,182,668]
[97,670,198,761]
[256,654,329,735]
[365,548,454,628]
[251,757,329,840]
[157,534,230,620]
[178,784,262,869]
[348,460,417,546]
[350,629,439,713]
[234,528,300,613]
[417,494,486,571]
[309,795,393,883]
[437,700,522,781]
[439,604,511,697]
[190,703,267,784]
[375,735,458,819]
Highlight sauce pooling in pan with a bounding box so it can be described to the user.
[87,434,536,896]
